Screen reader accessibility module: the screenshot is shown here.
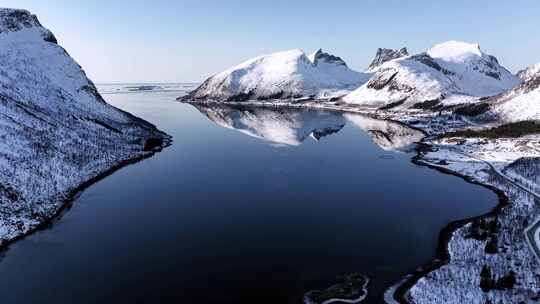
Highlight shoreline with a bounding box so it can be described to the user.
[392,145,510,303]
[182,99,520,303]
[0,139,172,254]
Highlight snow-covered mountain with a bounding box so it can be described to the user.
[191,104,346,146]
[471,63,540,122]
[343,41,521,109]
[181,49,371,102]
[367,47,409,72]
[0,8,169,242]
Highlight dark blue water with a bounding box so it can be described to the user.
[0,91,497,304]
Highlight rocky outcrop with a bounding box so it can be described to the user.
[367,47,408,71]
[308,48,349,67]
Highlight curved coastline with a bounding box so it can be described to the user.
[181,99,515,303]
[392,144,510,303]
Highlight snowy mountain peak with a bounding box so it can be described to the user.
[308,49,348,67]
[0,8,57,43]
[182,48,370,102]
[427,41,483,61]
[344,41,520,108]
[367,47,409,71]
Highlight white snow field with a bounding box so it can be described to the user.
[0,8,169,243]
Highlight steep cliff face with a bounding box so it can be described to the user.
[181,49,371,102]
[0,8,170,243]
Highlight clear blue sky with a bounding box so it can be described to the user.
[4,0,540,83]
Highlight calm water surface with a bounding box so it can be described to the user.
[0,87,498,303]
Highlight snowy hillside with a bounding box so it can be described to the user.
[472,63,540,122]
[192,104,346,146]
[343,41,520,109]
[0,8,169,243]
[181,49,370,102]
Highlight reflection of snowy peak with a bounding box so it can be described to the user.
[181,49,370,102]
[471,63,540,122]
[192,104,346,146]
[344,41,520,109]
[367,47,408,71]
[192,104,424,152]
[344,114,424,151]
[0,8,169,241]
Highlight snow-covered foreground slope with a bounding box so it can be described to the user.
[344,41,520,109]
[472,63,540,123]
[181,49,371,102]
[0,8,169,243]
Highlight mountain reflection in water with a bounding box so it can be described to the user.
[191,104,424,152]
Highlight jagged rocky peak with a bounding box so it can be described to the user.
[308,48,348,67]
[0,8,57,43]
[367,47,409,71]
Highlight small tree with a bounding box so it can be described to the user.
[495,271,516,290]
[485,236,498,254]
[480,265,494,292]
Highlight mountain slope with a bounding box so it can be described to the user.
[468,63,540,122]
[0,8,170,243]
[343,41,520,109]
[181,49,370,102]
